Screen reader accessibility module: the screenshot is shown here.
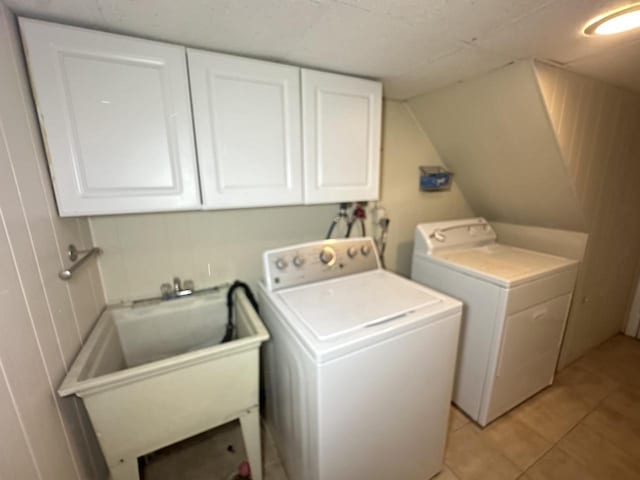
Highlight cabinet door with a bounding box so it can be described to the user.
[188,50,302,209]
[301,69,382,204]
[20,19,200,216]
[486,294,572,422]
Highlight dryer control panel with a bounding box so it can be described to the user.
[263,238,380,291]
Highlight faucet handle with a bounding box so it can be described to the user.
[161,283,172,298]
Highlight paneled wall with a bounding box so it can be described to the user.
[0,3,107,479]
[90,100,474,303]
[534,61,640,366]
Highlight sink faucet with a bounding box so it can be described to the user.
[161,277,194,300]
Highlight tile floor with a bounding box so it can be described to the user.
[142,334,640,480]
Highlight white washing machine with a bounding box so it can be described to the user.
[259,238,462,480]
[411,218,579,426]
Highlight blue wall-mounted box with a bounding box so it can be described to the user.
[419,166,453,192]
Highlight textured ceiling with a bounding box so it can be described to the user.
[6,0,640,99]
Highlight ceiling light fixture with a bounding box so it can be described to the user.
[585,4,640,35]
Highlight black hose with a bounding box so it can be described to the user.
[346,218,366,238]
[378,218,390,269]
[326,219,340,239]
[221,280,259,343]
[327,203,351,239]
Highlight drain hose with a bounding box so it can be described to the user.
[221,280,259,343]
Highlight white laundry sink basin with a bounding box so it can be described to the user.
[59,287,269,480]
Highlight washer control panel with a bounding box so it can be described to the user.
[263,238,380,291]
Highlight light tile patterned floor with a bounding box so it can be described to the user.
[142,334,640,480]
[442,334,640,480]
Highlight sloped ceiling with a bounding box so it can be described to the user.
[5,0,640,99]
[407,60,586,231]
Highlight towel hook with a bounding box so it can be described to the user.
[58,244,102,280]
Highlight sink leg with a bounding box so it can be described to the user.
[240,407,263,480]
[109,458,139,480]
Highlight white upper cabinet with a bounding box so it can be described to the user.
[20,19,200,216]
[188,50,302,208]
[301,69,382,204]
[20,18,383,215]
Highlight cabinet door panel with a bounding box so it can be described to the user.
[188,50,302,208]
[302,69,381,204]
[486,294,572,421]
[20,19,199,216]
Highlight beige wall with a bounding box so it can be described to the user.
[90,100,474,303]
[91,204,338,303]
[408,60,586,232]
[378,101,473,275]
[0,3,107,479]
[535,61,640,366]
[491,222,588,261]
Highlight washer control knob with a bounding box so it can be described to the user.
[347,246,358,258]
[275,258,288,270]
[293,255,305,267]
[319,246,336,265]
[361,244,372,256]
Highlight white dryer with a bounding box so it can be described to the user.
[259,238,462,480]
[411,218,579,426]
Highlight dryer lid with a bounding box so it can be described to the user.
[277,270,441,341]
[432,243,577,286]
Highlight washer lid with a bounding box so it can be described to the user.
[433,243,577,286]
[277,270,441,341]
